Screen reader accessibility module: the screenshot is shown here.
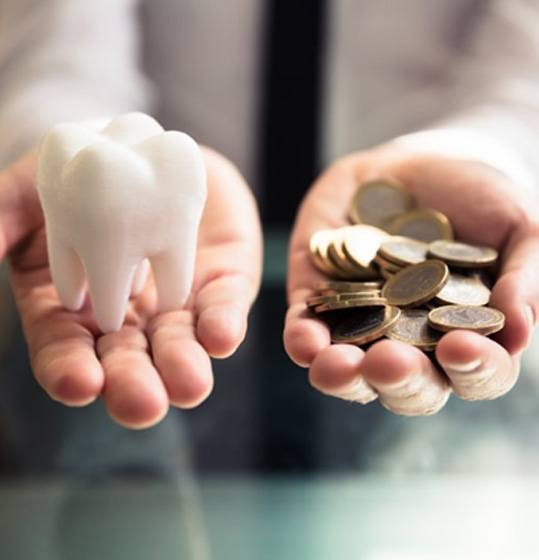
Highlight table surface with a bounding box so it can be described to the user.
[1,474,539,560]
[2,232,539,560]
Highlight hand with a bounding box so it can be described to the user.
[2,147,262,428]
[284,145,539,415]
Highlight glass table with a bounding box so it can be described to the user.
[1,231,539,559]
[2,473,539,559]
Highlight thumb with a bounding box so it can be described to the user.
[0,150,43,259]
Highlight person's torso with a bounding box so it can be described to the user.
[141,0,483,188]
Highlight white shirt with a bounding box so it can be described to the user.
[0,0,538,193]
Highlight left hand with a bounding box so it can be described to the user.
[284,145,539,415]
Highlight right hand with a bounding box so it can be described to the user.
[1,148,262,428]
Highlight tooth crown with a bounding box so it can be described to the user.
[37,112,207,333]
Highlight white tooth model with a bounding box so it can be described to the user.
[37,112,207,333]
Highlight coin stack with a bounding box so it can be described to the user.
[308,179,505,351]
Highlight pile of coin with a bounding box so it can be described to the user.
[308,179,505,351]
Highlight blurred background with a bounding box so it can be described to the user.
[1,0,539,558]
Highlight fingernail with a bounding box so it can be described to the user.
[444,358,482,373]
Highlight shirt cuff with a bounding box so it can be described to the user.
[393,128,536,193]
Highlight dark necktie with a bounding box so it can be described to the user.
[257,0,328,471]
[259,0,328,225]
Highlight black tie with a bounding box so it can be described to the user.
[256,0,328,471]
[259,0,328,225]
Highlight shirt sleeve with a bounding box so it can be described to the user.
[0,0,153,168]
[394,0,539,193]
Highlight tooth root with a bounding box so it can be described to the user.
[83,256,136,333]
[131,259,150,297]
[47,234,86,311]
[151,248,196,312]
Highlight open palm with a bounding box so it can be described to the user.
[284,147,539,415]
[3,148,262,428]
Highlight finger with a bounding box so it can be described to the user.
[97,326,169,429]
[194,148,262,358]
[14,282,104,406]
[31,323,104,407]
[148,310,213,408]
[194,252,253,359]
[359,339,451,416]
[283,302,331,367]
[309,344,377,403]
[287,157,362,298]
[284,245,332,367]
[436,330,518,401]
[284,157,372,366]
[4,158,105,408]
[490,226,539,354]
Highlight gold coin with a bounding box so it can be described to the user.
[386,208,453,241]
[374,255,403,273]
[307,294,336,308]
[349,180,415,228]
[382,260,449,307]
[350,267,381,281]
[374,255,403,272]
[380,268,395,280]
[327,239,363,278]
[428,240,498,268]
[309,237,330,274]
[313,248,340,276]
[341,225,389,268]
[428,305,505,335]
[314,280,383,293]
[307,292,381,308]
[327,226,381,279]
[331,305,401,345]
[309,229,332,259]
[435,273,491,306]
[309,229,341,276]
[314,297,388,314]
[339,291,382,299]
[378,236,428,266]
[386,308,441,351]
[314,289,382,299]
